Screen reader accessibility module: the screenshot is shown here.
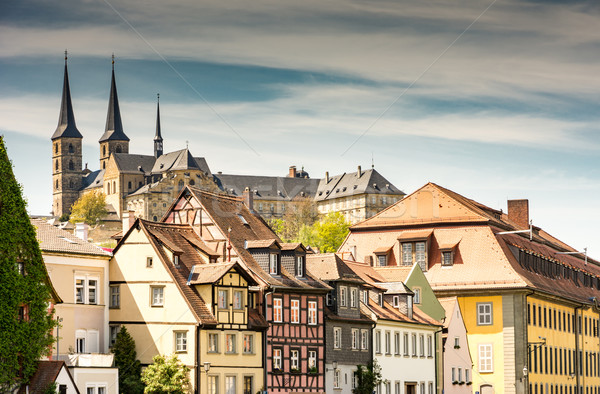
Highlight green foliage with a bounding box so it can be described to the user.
[43,381,57,394]
[298,212,349,253]
[352,360,383,394]
[69,191,108,225]
[58,213,70,222]
[112,326,144,394]
[0,136,57,391]
[141,354,190,394]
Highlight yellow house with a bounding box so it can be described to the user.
[110,219,266,393]
[339,182,600,394]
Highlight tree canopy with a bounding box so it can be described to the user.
[69,190,108,225]
[353,360,383,394]
[112,326,144,394]
[299,212,350,253]
[141,354,190,394]
[0,136,57,390]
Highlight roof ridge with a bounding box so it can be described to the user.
[189,186,241,202]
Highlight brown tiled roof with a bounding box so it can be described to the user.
[248,308,270,329]
[31,218,110,257]
[397,229,433,240]
[374,266,413,282]
[246,239,279,249]
[137,220,217,325]
[281,242,304,251]
[186,188,330,292]
[343,260,388,289]
[368,298,441,326]
[189,262,257,285]
[18,361,79,394]
[306,253,365,284]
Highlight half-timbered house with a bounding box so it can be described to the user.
[162,186,331,393]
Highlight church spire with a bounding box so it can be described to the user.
[52,50,82,140]
[99,54,129,143]
[154,93,163,158]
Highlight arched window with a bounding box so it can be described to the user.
[153,216,158,221]
[178,180,184,191]
[68,143,74,153]
[55,143,58,154]
[102,162,106,169]
[189,179,195,186]
[68,160,74,170]
[113,181,117,194]
[55,160,59,171]
[116,145,122,153]
[107,183,111,194]
[103,145,106,156]
[128,181,132,189]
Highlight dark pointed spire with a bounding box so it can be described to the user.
[99,55,129,142]
[154,93,163,158]
[52,50,83,140]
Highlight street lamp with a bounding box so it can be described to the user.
[523,366,528,377]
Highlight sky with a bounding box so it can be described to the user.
[1,0,599,255]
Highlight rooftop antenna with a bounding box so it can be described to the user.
[371,152,374,169]
[557,247,588,265]
[497,220,533,241]
[64,49,68,64]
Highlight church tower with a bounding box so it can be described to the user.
[154,93,163,158]
[99,56,129,170]
[51,52,83,218]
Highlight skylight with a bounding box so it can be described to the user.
[238,214,248,225]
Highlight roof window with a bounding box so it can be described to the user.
[238,214,248,225]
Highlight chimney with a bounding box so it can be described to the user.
[507,199,529,229]
[243,187,254,211]
[357,165,362,177]
[74,222,89,241]
[288,166,297,178]
[122,210,136,235]
[325,171,330,183]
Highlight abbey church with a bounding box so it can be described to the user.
[51,57,213,222]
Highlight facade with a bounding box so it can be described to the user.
[339,182,600,394]
[307,253,376,394]
[162,186,331,393]
[18,361,80,394]
[32,218,118,394]
[110,219,267,393]
[438,297,473,394]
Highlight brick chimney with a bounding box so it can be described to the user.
[325,171,330,183]
[357,165,362,177]
[122,210,136,235]
[507,199,529,229]
[243,187,254,211]
[288,166,297,178]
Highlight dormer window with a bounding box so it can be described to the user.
[393,295,399,308]
[401,241,427,271]
[173,254,180,266]
[441,251,454,266]
[269,253,279,275]
[378,293,383,307]
[296,256,304,277]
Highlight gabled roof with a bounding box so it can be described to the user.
[315,168,404,201]
[151,149,207,174]
[367,298,441,326]
[438,297,459,329]
[181,187,330,292]
[99,67,129,142]
[378,281,413,295]
[188,261,258,286]
[213,173,320,201]
[31,218,110,257]
[81,169,104,190]
[113,153,156,174]
[342,260,388,290]
[51,61,82,140]
[374,266,413,282]
[246,239,280,249]
[18,361,79,394]
[306,253,366,284]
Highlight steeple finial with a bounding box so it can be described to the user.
[154,93,163,158]
[112,53,115,70]
[52,52,82,140]
[99,57,129,143]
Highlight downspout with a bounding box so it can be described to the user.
[433,327,443,394]
[263,288,274,394]
[195,324,200,394]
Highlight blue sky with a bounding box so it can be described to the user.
[1,0,599,254]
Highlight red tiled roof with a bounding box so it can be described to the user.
[18,361,79,394]
[367,299,441,326]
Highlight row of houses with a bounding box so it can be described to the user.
[36,180,598,394]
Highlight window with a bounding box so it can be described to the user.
[334,369,341,388]
[18,305,29,321]
[385,381,391,394]
[273,348,282,370]
[477,303,493,325]
[429,382,434,394]
[208,376,218,394]
[326,292,333,306]
[413,288,421,304]
[109,285,120,308]
[273,298,282,322]
[243,334,253,354]
[394,332,400,355]
[479,343,494,372]
[175,331,187,352]
[458,368,462,381]
[76,330,86,353]
[361,329,369,350]
[378,254,387,267]
[233,291,243,310]
[173,254,179,266]
[334,327,342,349]
[218,290,228,309]
[243,376,253,394]
[225,376,236,394]
[146,257,153,267]
[385,331,391,354]
[291,299,300,323]
[352,328,359,350]
[340,286,347,307]
[454,336,460,348]
[269,253,278,275]
[375,330,382,354]
[151,286,164,306]
[442,251,454,266]
[308,301,317,325]
[427,335,433,357]
[308,350,317,370]
[403,333,409,355]
[351,288,358,307]
[296,256,304,277]
[88,280,97,304]
[109,325,120,347]
[208,333,219,353]
[75,277,99,305]
[362,290,368,304]
[412,334,417,356]
[226,334,236,353]
[393,296,399,308]
[419,334,425,356]
[291,349,299,370]
[465,369,470,383]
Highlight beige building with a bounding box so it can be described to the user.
[32,218,119,394]
[110,218,267,393]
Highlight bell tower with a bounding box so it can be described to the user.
[51,51,83,218]
[99,55,130,170]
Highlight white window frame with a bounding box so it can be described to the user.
[175,331,187,353]
[291,349,299,370]
[269,253,278,275]
[479,343,493,372]
[218,289,228,309]
[393,296,399,308]
[225,375,236,394]
[76,330,86,353]
[427,335,433,357]
[413,287,421,304]
[394,332,400,355]
[151,286,164,307]
[334,369,341,389]
[208,333,219,353]
[403,332,409,356]
[412,333,417,357]
[75,275,99,305]
[334,327,342,349]
[477,302,493,325]
[273,348,282,370]
[361,329,368,350]
[385,331,391,354]
[296,256,304,277]
[308,301,317,325]
[208,375,219,394]
[340,286,347,307]
[375,330,381,354]
[352,328,359,350]
[273,298,283,323]
[291,299,300,324]
[308,350,317,370]
[350,288,357,307]
[419,334,425,357]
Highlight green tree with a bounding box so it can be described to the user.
[269,197,318,242]
[0,136,57,391]
[141,354,190,394]
[112,326,144,394]
[352,360,383,394]
[299,212,349,253]
[69,190,108,225]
